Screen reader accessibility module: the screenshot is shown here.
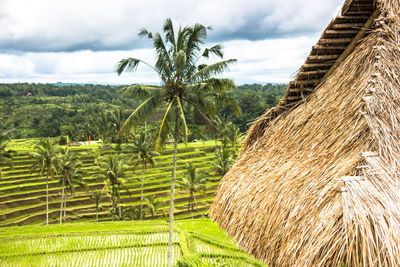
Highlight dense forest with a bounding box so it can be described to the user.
[0,83,286,141]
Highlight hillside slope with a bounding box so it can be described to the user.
[0,140,222,226]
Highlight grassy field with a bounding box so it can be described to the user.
[0,139,224,226]
[0,219,265,266]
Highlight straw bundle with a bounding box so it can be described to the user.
[210,0,400,266]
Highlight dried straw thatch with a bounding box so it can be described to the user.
[210,0,400,266]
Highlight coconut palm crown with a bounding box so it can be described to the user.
[116,18,237,145]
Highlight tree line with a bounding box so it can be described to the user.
[0,82,285,140]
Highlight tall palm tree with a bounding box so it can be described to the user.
[96,154,129,221]
[128,130,159,220]
[90,190,103,222]
[116,19,237,266]
[30,138,59,225]
[0,131,15,177]
[177,163,208,219]
[56,148,86,224]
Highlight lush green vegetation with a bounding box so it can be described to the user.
[0,82,285,140]
[0,140,226,227]
[0,219,266,266]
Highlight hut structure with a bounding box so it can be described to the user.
[210,0,400,266]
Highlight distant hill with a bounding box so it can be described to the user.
[0,82,287,139]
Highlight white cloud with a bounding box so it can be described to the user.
[223,35,319,83]
[0,35,319,84]
[0,0,346,84]
[0,49,160,84]
[0,0,343,52]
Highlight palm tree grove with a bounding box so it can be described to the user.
[2,0,386,266]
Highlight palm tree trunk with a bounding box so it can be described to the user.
[140,162,145,220]
[64,194,67,223]
[167,120,179,267]
[96,204,99,222]
[46,170,49,225]
[112,182,115,221]
[191,192,194,220]
[60,179,64,224]
[187,194,191,214]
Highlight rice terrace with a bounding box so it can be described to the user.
[1,0,400,266]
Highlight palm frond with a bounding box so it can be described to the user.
[156,99,174,150]
[155,53,174,83]
[216,93,241,116]
[138,28,153,39]
[116,58,156,75]
[163,18,176,50]
[120,85,162,99]
[185,23,207,65]
[188,59,237,82]
[202,44,224,59]
[153,32,174,82]
[205,78,236,92]
[175,26,185,53]
[176,97,189,144]
[184,93,216,116]
[117,91,164,138]
[186,82,208,93]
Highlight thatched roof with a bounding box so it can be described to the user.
[210,0,400,266]
[244,0,377,149]
[67,141,81,146]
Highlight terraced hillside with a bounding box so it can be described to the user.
[0,219,266,266]
[0,140,223,226]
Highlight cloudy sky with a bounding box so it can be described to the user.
[0,0,345,85]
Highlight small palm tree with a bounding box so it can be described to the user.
[178,163,208,219]
[30,138,59,225]
[128,130,159,220]
[121,206,140,221]
[144,195,164,219]
[56,148,86,224]
[116,19,238,267]
[109,108,128,141]
[93,112,112,146]
[0,132,15,177]
[213,144,235,176]
[90,190,103,222]
[225,123,244,149]
[96,154,129,221]
[212,115,229,146]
